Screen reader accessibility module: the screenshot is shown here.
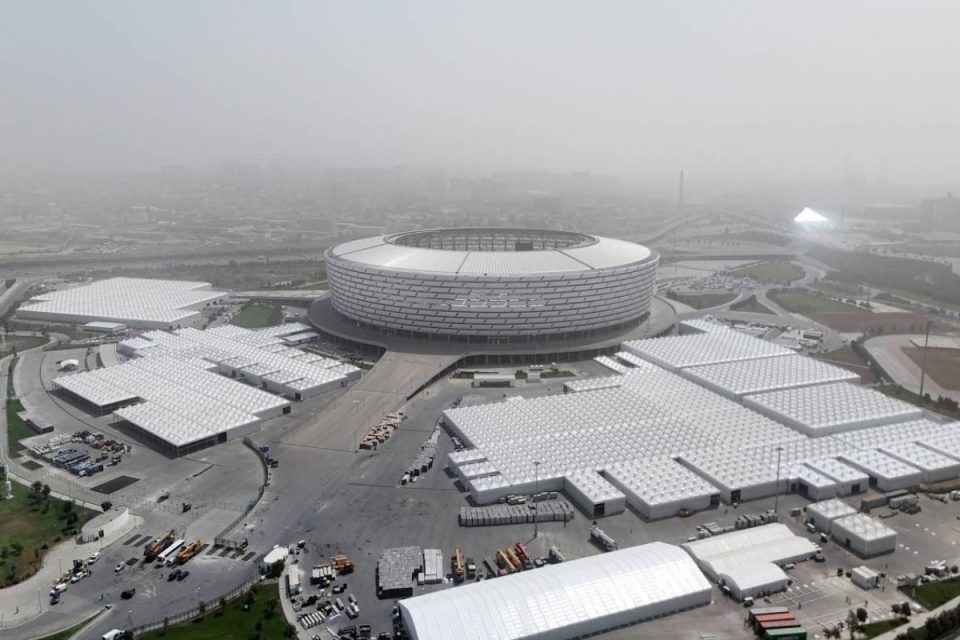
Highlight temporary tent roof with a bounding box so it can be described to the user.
[622,330,794,371]
[18,277,223,327]
[681,355,859,399]
[682,524,818,582]
[743,383,922,436]
[399,542,712,640]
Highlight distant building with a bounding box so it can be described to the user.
[920,194,960,231]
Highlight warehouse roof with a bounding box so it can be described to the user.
[622,329,794,371]
[19,277,224,325]
[681,355,859,398]
[399,542,711,640]
[807,498,857,521]
[744,383,922,436]
[682,524,819,582]
[832,513,897,541]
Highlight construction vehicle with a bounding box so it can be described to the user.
[590,525,617,551]
[452,546,465,581]
[496,549,515,573]
[331,554,355,574]
[175,539,203,565]
[144,530,176,561]
[482,557,498,578]
[514,543,533,569]
[466,557,478,580]
[504,547,523,572]
[548,545,566,563]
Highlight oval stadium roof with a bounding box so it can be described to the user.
[329,229,654,275]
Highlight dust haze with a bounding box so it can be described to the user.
[2,1,959,193]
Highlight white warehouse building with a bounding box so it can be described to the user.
[399,542,712,640]
[17,277,226,330]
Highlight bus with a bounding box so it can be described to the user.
[156,539,185,567]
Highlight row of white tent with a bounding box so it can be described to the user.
[445,321,959,518]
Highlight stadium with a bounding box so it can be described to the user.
[321,228,659,344]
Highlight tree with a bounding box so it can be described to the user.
[283,623,297,638]
[101,501,113,511]
[846,610,860,638]
[245,590,256,607]
[30,480,42,495]
[41,484,50,498]
[856,607,868,623]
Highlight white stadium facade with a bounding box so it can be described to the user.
[324,229,659,343]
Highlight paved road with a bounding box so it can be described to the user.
[282,351,460,452]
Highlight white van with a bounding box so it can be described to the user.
[102,630,125,640]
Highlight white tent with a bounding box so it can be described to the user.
[400,542,711,640]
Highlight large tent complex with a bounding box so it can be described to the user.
[55,323,360,455]
[399,542,712,640]
[682,524,818,601]
[17,277,226,329]
[444,324,958,515]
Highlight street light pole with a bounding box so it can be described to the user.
[533,461,541,539]
[773,446,784,516]
[918,318,932,404]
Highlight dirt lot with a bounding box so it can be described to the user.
[807,311,929,334]
[904,346,960,391]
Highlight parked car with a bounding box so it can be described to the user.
[168,569,182,582]
[114,562,125,573]
[88,552,100,563]
[177,570,190,581]
[121,588,136,599]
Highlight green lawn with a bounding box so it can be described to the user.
[35,621,90,640]
[732,261,804,285]
[908,577,960,609]
[730,295,774,314]
[0,480,97,586]
[0,335,47,357]
[138,584,290,640]
[769,290,866,313]
[6,398,34,456]
[861,618,907,638]
[541,370,574,379]
[669,292,737,309]
[230,304,284,329]
[22,459,43,470]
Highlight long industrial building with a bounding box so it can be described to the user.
[325,228,659,342]
[54,323,360,455]
[444,320,960,517]
[399,542,712,640]
[17,277,226,329]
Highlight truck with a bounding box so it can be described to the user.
[514,542,533,569]
[505,547,523,571]
[465,557,478,580]
[175,539,203,565]
[496,549,515,573]
[144,530,176,561]
[331,554,355,574]
[452,546,465,581]
[590,525,617,551]
[548,545,565,563]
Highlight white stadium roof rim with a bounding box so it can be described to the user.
[328,228,655,275]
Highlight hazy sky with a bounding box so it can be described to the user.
[2,1,959,190]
